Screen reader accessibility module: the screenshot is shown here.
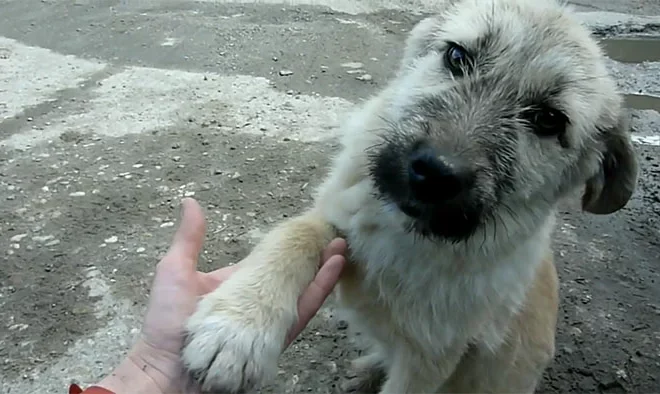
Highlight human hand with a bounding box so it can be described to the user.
[96,198,347,393]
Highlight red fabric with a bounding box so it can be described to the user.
[68,384,114,394]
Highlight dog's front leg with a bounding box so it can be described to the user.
[380,344,465,394]
[181,210,337,394]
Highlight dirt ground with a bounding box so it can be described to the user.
[0,1,659,393]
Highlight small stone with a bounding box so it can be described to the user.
[184,191,195,197]
[104,236,118,244]
[356,74,373,82]
[279,69,294,76]
[72,306,92,315]
[33,235,54,243]
[160,222,174,228]
[616,369,628,380]
[569,327,582,337]
[136,247,146,253]
[325,361,338,374]
[10,234,27,242]
[45,239,60,247]
[69,191,86,197]
[341,62,363,69]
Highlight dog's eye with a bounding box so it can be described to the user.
[528,107,569,137]
[444,43,471,76]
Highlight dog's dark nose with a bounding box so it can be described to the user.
[408,147,472,203]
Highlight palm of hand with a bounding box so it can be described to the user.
[141,255,238,358]
[140,199,238,360]
[127,198,346,393]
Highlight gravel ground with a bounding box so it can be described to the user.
[0,1,659,393]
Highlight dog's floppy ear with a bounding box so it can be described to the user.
[581,111,639,214]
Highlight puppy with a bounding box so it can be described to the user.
[181,0,639,392]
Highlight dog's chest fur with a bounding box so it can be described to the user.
[316,166,555,357]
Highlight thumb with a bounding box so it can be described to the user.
[166,198,207,265]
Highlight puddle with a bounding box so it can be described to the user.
[625,93,659,146]
[624,93,660,112]
[599,36,660,63]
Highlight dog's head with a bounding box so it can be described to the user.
[368,0,638,243]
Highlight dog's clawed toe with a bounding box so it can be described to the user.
[180,295,286,394]
[341,371,386,394]
[340,354,387,394]
[181,319,272,393]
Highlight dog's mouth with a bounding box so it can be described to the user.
[395,199,485,242]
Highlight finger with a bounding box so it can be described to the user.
[285,254,346,346]
[200,264,241,291]
[166,198,207,267]
[321,238,347,265]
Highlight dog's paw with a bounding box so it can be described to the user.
[341,370,386,394]
[181,298,288,394]
[341,354,387,393]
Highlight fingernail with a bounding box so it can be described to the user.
[180,198,188,218]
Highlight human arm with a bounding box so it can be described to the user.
[70,198,346,394]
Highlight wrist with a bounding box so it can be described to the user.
[97,339,181,394]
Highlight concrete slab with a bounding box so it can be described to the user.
[0,37,106,121]
[1,63,351,150]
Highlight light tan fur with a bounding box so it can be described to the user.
[181,0,638,393]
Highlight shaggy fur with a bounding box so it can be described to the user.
[181,0,639,393]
